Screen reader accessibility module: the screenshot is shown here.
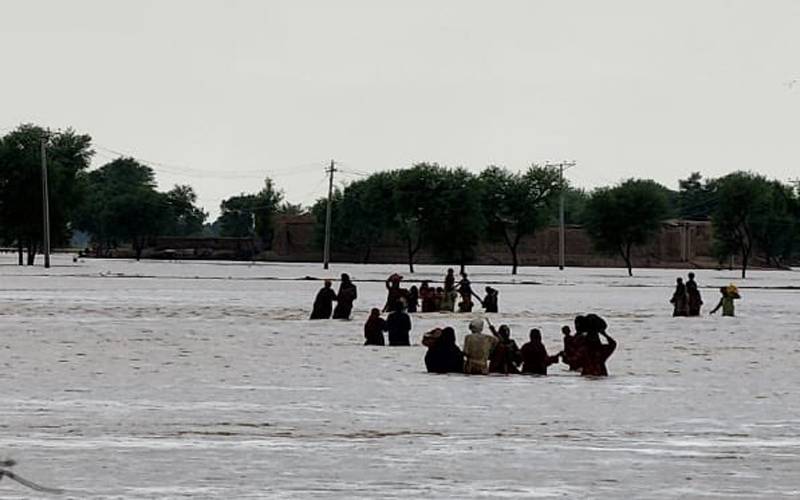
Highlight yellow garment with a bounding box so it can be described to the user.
[463,333,498,375]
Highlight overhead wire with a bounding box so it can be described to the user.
[93,144,327,179]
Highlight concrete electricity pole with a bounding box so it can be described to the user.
[545,161,576,271]
[323,159,336,269]
[40,138,51,269]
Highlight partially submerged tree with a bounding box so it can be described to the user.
[426,168,485,273]
[753,180,797,268]
[479,164,561,274]
[391,163,446,273]
[310,173,394,264]
[75,158,169,260]
[0,124,93,265]
[337,173,394,263]
[584,179,670,276]
[712,172,795,277]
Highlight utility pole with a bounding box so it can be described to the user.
[323,159,336,269]
[559,164,565,271]
[546,161,576,271]
[40,138,51,269]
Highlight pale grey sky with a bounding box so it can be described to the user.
[2,0,799,218]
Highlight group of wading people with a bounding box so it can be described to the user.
[669,272,741,317]
[310,270,617,377]
[310,270,499,322]
[422,314,616,377]
[309,273,359,320]
[361,271,498,347]
[383,269,499,314]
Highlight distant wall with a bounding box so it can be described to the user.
[267,215,719,268]
[143,236,257,260]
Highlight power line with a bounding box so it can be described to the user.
[93,144,326,178]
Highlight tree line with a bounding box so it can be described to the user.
[2,124,798,277]
[0,124,286,262]
[313,167,799,278]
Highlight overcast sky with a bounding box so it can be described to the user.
[2,0,799,218]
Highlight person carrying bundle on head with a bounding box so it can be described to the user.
[579,314,617,377]
[383,273,408,312]
[710,284,740,317]
[424,327,464,374]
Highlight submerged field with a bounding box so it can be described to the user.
[1,255,798,498]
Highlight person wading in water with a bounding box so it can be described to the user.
[520,328,560,375]
[686,272,703,316]
[332,273,357,319]
[463,318,498,375]
[310,280,337,320]
[363,308,387,345]
[670,277,689,317]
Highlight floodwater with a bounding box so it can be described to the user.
[1,256,799,498]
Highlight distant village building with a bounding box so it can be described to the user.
[97,215,726,269]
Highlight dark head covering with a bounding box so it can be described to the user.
[498,325,511,340]
[574,315,588,334]
[585,313,607,334]
[441,327,456,345]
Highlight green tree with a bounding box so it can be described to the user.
[584,179,670,276]
[0,124,93,265]
[75,158,169,260]
[712,172,767,278]
[310,189,342,257]
[753,180,797,267]
[714,172,797,276]
[678,172,718,220]
[252,178,285,245]
[276,202,306,216]
[549,186,590,225]
[426,168,485,273]
[215,178,284,247]
[334,173,394,263]
[217,194,257,237]
[479,164,561,274]
[165,185,207,236]
[390,163,447,273]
